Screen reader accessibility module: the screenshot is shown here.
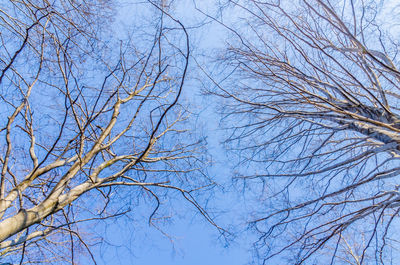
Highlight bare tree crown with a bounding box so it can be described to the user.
[0,0,217,263]
[211,0,400,264]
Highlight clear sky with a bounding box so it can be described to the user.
[89,1,255,264]
[90,90,255,265]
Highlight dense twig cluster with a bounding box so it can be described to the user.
[0,0,217,263]
[212,0,400,263]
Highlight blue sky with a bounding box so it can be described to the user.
[86,2,255,264]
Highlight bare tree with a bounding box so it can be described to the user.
[208,0,400,264]
[0,0,217,263]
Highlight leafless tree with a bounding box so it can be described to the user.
[0,0,217,263]
[208,0,400,264]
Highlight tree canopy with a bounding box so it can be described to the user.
[1,0,400,264]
